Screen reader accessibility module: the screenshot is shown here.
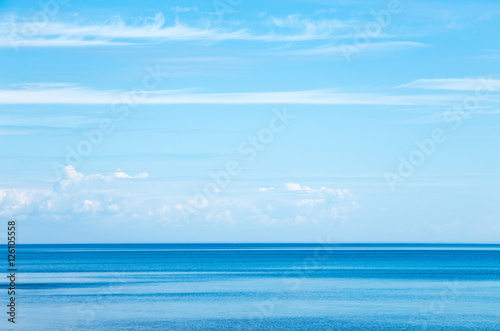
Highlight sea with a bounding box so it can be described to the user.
[2,243,500,330]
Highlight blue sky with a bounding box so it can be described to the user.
[0,0,499,243]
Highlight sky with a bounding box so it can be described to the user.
[0,0,499,243]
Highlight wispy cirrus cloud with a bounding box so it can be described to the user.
[266,14,351,39]
[0,12,414,47]
[0,83,481,106]
[294,41,426,56]
[1,13,252,47]
[0,128,36,136]
[0,125,76,136]
[478,53,500,60]
[399,78,500,91]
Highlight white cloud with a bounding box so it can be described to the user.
[82,200,97,212]
[0,84,475,106]
[270,14,347,30]
[0,158,356,226]
[170,7,198,14]
[0,13,253,47]
[55,166,148,191]
[205,210,234,224]
[0,166,152,220]
[399,77,500,91]
[267,14,350,40]
[285,182,351,198]
[295,41,426,56]
[295,215,308,223]
[293,199,325,207]
[258,187,274,192]
[0,170,359,226]
[113,169,149,179]
[0,189,37,216]
[285,182,305,191]
[235,183,359,224]
[0,128,36,135]
[0,12,389,48]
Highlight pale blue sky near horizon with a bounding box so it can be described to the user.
[0,0,499,243]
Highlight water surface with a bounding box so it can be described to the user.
[2,244,499,330]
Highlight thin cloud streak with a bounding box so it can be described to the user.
[399,78,500,91]
[295,41,426,56]
[0,12,408,47]
[0,84,484,106]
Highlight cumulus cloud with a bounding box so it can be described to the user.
[293,199,325,207]
[285,182,351,198]
[195,183,359,225]
[0,170,357,226]
[55,166,149,191]
[0,166,150,219]
[205,210,234,224]
[257,187,274,192]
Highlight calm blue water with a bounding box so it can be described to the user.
[2,244,500,330]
